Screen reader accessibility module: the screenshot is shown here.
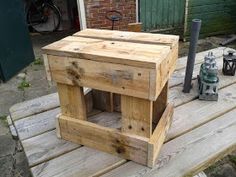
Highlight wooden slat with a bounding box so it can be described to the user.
[57,83,87,120]
[43,36,171,69]
[9,93,59,121]
[31,147,126,177]
[101,108,236,177]
[48,55,152,100]
[21,130,79,167]
[121,95,153,138]
[92,90,114,112]
[59,115,149,165]
[74,29,179,47]
[148,103,174,167]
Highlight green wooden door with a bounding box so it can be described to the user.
[185,0,236,38]
[0,0,34,82]
[140,0,186,34]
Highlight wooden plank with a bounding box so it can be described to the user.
[57,83,86,120]
[121,95,153,138]
[48,55,152,100]
[167,83,236,141]
[148,103,174,167]
[74,29,179,47]
[59,115,149,165]
[128,22,142,32]
[43,36,171,69]
[31,147,126,177]
[21,130,79,167]
[14,108,60,140]
[9,93,59,121]
[101,108,236,177]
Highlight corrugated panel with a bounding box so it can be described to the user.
[185,0,236,37]
[140,0,185,33]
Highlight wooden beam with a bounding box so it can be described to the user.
[121,95,153,138]
[57,83,87,120]
[147,103,174,167]
[92,90,114,112]
[58,115,149,165]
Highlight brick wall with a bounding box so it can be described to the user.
[84,0,136,31]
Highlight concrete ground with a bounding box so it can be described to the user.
[0,32,236,177]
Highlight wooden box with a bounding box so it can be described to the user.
[42,29,179,167]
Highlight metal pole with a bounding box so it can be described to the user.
[183,19,202,93]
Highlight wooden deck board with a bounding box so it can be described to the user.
[8,47,236,177]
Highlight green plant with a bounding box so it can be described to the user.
[0,115,8,127]
[229,155,236,165]
[18,79,31,90]
[34,58,43,65]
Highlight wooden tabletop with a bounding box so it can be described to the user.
[8,47,236,177]
[42,29,179,69]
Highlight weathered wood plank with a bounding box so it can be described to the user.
[148,104,174,167]
[167,83,236,141]
[101,108,236,177]
[31,147,126,177]
[121,95,153,138]
[43,36,171,69]
[9,93,59,121]
[21,130,79,167]
[57,83,87,120]
[59,115,149,165]
[48,55,152,100]
[74,29,179,47]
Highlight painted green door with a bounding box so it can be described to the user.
[185,0,236,38]
[140,0,186,33]
[0,0,34,82]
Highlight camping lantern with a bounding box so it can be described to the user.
[223,50,236,76]
[198,52,219,101]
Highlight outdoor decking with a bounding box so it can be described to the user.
[7,47,236,177]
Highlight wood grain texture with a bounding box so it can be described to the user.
[57,83,86,120]
[121,95,153,138]
[101,109,236,177]
[167,83,236,141]
[92,90,114,112]
[74,29,179,47]
[21,130,79,167]
[48,55,152,100]
[43,35,171,69]
[148,104,174,167]
[59,115,149,165]
[31,147,126,177]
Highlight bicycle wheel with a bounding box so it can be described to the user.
[27,3,61,33]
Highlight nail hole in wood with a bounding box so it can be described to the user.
[138,73,141,76]
[141,127,145,131]
[74,48,80,51]
[122,86,125,89]
[128,125,132,129]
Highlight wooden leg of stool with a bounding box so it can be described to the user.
[153,81,169,124]
[121,95,153,138]
[57,83,87,120]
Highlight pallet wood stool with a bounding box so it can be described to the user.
[42,29,179,167]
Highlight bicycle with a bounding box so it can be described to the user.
[25,0,61,33]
